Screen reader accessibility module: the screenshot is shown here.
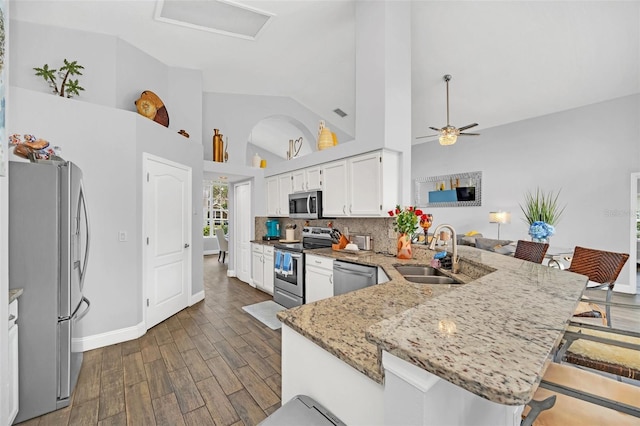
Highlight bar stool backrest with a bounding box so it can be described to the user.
[567,246,629,289]
[514,240,549,264]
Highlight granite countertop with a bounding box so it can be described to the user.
[9,288,24,304]
[250,239,281,246]
[277,245,588,405]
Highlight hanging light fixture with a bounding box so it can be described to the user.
[416,74,480,146]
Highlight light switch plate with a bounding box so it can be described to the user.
[118,231,128,242]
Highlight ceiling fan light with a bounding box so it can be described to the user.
[439,134,457,146]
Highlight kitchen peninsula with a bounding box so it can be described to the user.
[277,244,588,425]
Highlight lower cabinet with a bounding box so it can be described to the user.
[305,254,334,303]
[8,299,19,425]
[251,243,274,295]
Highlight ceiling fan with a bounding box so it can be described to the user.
[416,74,479,145]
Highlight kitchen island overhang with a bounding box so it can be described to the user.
[277,245,588,423]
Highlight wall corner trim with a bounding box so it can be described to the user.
[190,290,205,305]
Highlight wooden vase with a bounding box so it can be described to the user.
[213,129,224,162]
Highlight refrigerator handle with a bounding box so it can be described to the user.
[78,180,91,292]
[75,296,91,322]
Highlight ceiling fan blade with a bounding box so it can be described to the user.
[459,133,480,136]
[415,134,439,139]
[428,127,442,132]
[457,123,478,132]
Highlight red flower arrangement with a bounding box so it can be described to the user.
[388,205,425,236]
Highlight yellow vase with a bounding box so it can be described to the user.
[317,128,334,151]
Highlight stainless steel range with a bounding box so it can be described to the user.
[273,226,333,308]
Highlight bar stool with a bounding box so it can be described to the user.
[567,246,629,328]
[514,240,549,264]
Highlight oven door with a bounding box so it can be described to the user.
[274,249,304,298]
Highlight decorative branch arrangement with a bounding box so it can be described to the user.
[34,59,85,98]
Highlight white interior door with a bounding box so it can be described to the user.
[235,181,252,283]
[625,173,640,295]
[144,154,192,329]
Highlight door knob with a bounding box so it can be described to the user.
[184,243,190,248]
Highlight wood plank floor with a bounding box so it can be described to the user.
[17,255,281,426]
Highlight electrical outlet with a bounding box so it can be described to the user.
[118,231,128,242]
[343,227,349,236]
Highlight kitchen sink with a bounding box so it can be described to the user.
[394,264,462,285]
[403,275,459,284]
[393,265,447,276]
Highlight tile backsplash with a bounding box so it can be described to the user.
[254,216,398,254]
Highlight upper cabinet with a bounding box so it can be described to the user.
[267,150,399,218]
[266,173,293,216]
[292,166,323,193]
[323,151,400,217]
[321,160,349,216]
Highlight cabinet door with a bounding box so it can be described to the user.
[291,170,306,193]
[263,252,274,295]
[277,173,292,216]
[305,166,323,191]
[266,177,280,216]
[306,265,334,303]
[321,160,349,216]
[8,323,19,425]
[349,152,382,216]
[251,245,264,289]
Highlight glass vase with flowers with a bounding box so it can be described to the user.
[388,205,424,259]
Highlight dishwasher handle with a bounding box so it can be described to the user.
[333,264,375,278]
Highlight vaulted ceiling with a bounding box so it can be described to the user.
[13,1,640,150]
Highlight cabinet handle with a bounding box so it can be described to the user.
[329,274,333,284]
[315,260,322,264]
[343,205,346,214]
[8,314,15,322]
[349,205,352,214]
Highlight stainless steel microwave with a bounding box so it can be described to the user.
[288,190,323,219]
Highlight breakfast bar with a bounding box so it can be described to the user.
[277,245,588,425]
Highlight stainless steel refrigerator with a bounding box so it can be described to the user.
[8,160,91,423]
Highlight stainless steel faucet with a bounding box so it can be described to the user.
[428,224,459,273]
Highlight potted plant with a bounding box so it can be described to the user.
[519,188,566,243]
[388,205,427,259]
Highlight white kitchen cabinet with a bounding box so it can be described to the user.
[321,160,349,216]
[305,254,334,303]
[291,169,306,193]
[305,166,323,191]
[266,173,292,217]
[292,166,323,193]
[349,152,383,216]
[251,243,274,295]
[322,150,399,217]
[263,245,274,295]
[8,299,19,425]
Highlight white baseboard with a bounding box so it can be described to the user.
[190,290,205,305]
[72,321,146,352]
[204,250,218,256]
[227,269,236,277]
[74,292,207,352]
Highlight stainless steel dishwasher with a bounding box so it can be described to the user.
[333,260,378,296]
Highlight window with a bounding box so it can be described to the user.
[203,180,228,237]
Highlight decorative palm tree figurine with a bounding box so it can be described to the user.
[34,59,85,98]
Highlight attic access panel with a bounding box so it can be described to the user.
[155,0,275,40]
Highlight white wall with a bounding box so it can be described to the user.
[10,20,117,107]
[411,94,640,287]
[9,18,205,342]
